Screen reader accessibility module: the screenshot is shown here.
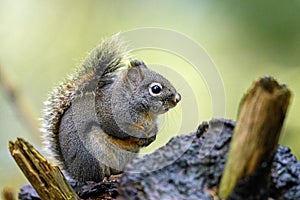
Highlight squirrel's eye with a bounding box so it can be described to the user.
[149,82,162,96]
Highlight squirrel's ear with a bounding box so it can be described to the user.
[129,60,147,68]
[125,60,146,89]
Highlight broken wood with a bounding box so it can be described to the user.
[219,77,291,199]
[9,138,78,200]
[14,119,300,200]
[9,76,299,199]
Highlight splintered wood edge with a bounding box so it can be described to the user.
[219,77,291,199]
[9,138,78,200]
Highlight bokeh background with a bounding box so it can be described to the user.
[1,0,300,195]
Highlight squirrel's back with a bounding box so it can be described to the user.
[42,35,130,164]
[42,35,181,183]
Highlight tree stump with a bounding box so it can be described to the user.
[219,76,291,199]
[7,77,300,200]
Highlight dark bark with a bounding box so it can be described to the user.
[10,77,300,200]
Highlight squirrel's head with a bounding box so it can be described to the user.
[121,60,181,115]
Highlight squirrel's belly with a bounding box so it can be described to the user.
[58,106,137,183]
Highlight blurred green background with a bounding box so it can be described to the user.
[1,0,300,196]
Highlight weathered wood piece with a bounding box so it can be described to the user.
[118,119,300,200]
[9,138,79,200]
[219,77,291,199]
[118,119,235,200]
[15,119,300,200]
[11,77,300,200]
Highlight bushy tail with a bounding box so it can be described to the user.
[41,34,131,162]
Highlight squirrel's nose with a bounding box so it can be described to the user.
[174,93,181,104]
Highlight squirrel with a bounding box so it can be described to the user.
[42,34,181,184]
